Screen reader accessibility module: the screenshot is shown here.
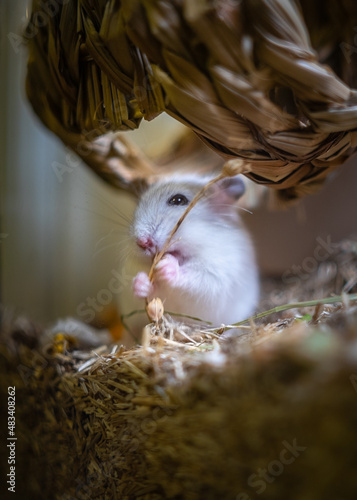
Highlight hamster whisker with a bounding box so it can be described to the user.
[91,241,123,259]
[237,206,253,215]
[73,204,129,228]
[89,190,132,224]
[94,229,124,248]
[91,228,131,261]
[114,243,132,266]
[212,203,253,215]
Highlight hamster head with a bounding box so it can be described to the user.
[131,174,246,261]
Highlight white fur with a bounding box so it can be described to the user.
[131,175,259,327]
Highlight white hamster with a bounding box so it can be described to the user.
[131,174,259,327]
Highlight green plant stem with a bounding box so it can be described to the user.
[121,309,212,325]
[121,293,357,338]
[229,293,357,329]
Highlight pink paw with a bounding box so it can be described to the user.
[133,272,153,298]
[154,254,179,285]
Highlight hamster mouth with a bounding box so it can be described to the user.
[139,246,184,265]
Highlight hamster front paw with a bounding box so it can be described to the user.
[133,272,153,298]
[154,254,179,285]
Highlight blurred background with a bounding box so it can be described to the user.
[0,0,186,326]
[1,0,357,327]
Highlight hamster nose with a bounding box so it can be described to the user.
[136,236,154,251]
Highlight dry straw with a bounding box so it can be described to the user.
[1,240,357,498]
[25,0,357,203]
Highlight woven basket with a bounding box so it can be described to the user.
[25,0,357,201]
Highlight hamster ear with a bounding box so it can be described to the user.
[209,175,245,208]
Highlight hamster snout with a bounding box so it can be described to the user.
[131,174,259,327]
[136,236,155,254]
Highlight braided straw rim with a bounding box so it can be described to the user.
[25,0,357,201]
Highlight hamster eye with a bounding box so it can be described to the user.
[167,194,189,206]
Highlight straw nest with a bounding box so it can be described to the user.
[25,0,357,202]
[1,239,357,499]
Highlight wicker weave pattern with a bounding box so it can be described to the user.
[25,0,357,200]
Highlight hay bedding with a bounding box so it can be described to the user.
[1,241,357,500]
